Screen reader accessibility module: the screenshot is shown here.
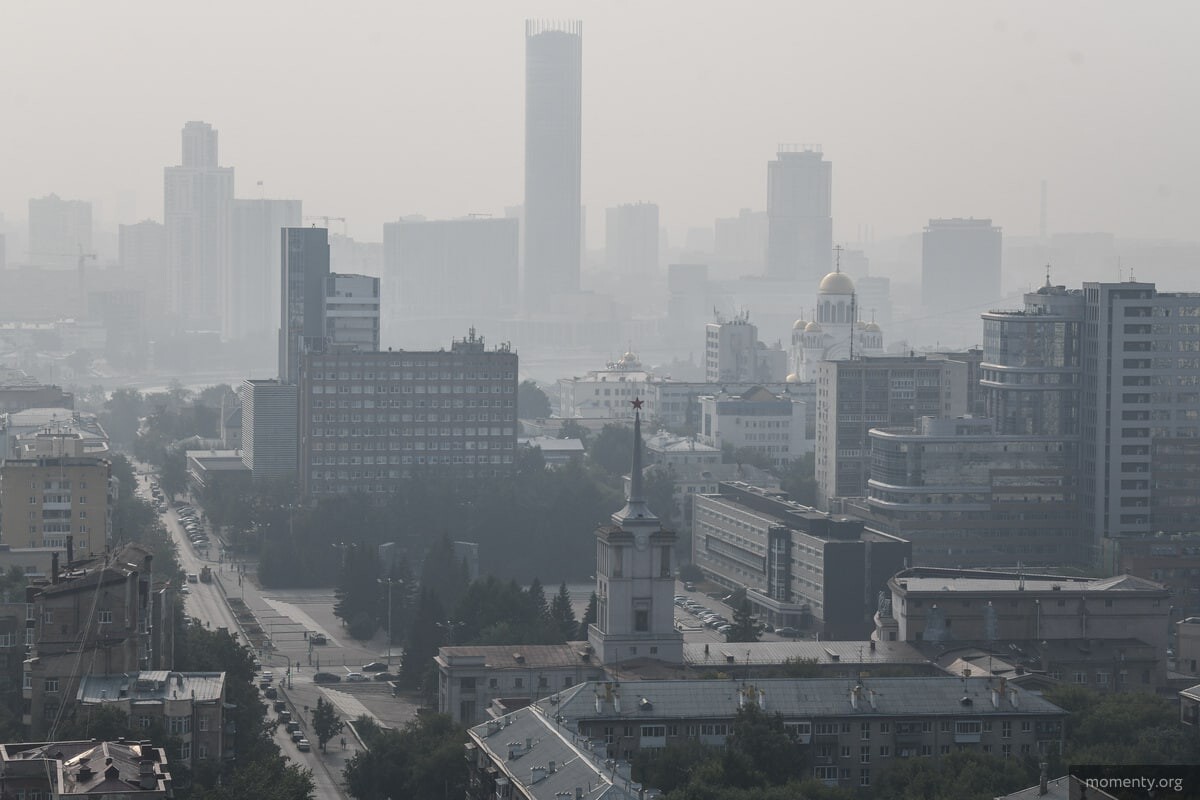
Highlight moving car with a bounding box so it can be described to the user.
[291,731,304,743]
[263,687,278,700]
[296,738,310,752]
[309,633,327,645]
[774,626,801,638]
[312,672,340,683]
[344,672,367,683]
[361,662,388,672]
[186,573,199,584]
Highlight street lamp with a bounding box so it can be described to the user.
[378,577,404,669]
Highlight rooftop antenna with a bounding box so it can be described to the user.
[1045,263,1053,289]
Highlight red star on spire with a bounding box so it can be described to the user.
[631,397,644,410]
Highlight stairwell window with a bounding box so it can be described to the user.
[98,610,113,624]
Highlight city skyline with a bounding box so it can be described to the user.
[1,2,1197,246]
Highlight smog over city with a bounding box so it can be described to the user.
[0,3,1197,799]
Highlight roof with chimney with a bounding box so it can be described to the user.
[77,671,226,704]
[36,542,156,597]
[891,567,1168,596]
[468,705,646,800]
[543,676,1066,722]
[0,739,171,796]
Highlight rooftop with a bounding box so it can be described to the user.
[438,642,600,671]
[682,639,928,669]
[77,671,226,704]
[892,568,1167,595]
[544,676,1065,722]
[0,739,170,796]
[469,705,643,800]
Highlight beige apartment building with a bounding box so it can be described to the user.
[0,432,113,555]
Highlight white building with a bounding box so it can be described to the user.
[558,352,658,420]
[164,121,234,334]
[605,202,659,278]
[28,194,92,271]
[588,404,684,665]
[789,268,885,383]
[325,273,379,352]
[239,379,297,480]
[699,386,809,465]
[705,314,788,384]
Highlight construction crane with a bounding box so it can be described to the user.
[303,215,348,236]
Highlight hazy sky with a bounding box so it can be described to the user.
[3,1,1198,245]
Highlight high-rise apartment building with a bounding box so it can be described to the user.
[765,146,832,283]
[0,434,112,554]
[297,331,518,499]
[381,217,518,320]
[921,218,1002,311]
[605,203,659,277]
[164,121,234,333]
[815,356,966,509]
[325,273,380,351]
[231,198,302,342]
[279,227,330,384]
[852,417,1085,568]
[981,281,1084,437]
[523,20,583,310]
[240,379,298,481]
[28,194,92,271]
[118,220,167,314]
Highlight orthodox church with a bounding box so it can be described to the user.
[788,267,885,383]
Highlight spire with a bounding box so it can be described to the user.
[614,398,655,522]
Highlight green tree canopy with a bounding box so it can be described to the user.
[310,697,344,753]
[517,380,552,419]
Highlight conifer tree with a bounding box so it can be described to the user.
[550,582,577,641]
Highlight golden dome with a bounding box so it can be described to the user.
[786,372,801,383]
[805,321,823,333]
[792,318,808,331]
[865,322,881,333]
[818,271,855,295]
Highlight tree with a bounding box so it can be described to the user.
[189,754,314,800]
[726,703,805,786]
[558,418,591,446]
[1044,684,1200,766]
[527,577,550,622]
[343,713,467,800]
[726,590,761,643]
[517,380,551,419]
[590,423,634,476]
[550,582,578,641]
[578,592,598,639]
[872,749,1037,800]
[310,697,344,753]
[678,563,703,584]
[776,452,818,506]
[334,543,380,639]
[402,588,446,690]
[158,448,188,498]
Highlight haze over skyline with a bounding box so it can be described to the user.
[3,0,1198,245]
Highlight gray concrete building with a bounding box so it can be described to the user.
[765,146,833,283]
[239,379,297,480]
[325,272,379,352]
[231,198,302,342]
[921,218,1002,311]
[692,482,910,638]
[278,227,330,384]
[605,202,659,278]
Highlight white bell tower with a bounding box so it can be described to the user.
[588,398,684,665]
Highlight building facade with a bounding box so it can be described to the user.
[698,387,809,465]
[765,146,833,283]
[815,356,966,509]
[0,740,172,798]
[705,314,788,384]
[549,676,1065,789]
[557,352,657,420]
[230,198,302,342]
[239,379,298,481]
[692,482,910,637]
[789,269,885,383]
[606,202,659,278]
[921,218,1002,310]
[325,272,380,352]
[119,219,168,316]
[0,434,113,554]
[381,217,518,323]
[523,20,583,311]
[278,227,330,384]
[28,194,92,272]
[76,671,229,767]
[297,332,518,498]
[164,121,234,333]
[856,416,1085,568]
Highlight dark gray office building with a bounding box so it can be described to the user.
[279,227,330,384]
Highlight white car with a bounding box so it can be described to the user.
[344,672,368,682]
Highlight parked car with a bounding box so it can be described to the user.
[179,586,190,595]
[361,662,388,672]
[774,626,801,638]
[372,672,397,682]
[296,738,310,752]
[273,701,287,713]
[344,672,368,683]
[717,624,733,634]
[309,633,327,645]
[313,672,340,683]
[291,731,304,743]
[264,687,278,700]
[186,573,199,584]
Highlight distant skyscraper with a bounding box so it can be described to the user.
[325,273,380,351]
[382,217,519,321]
[279,227,330,384]
[164,121,234,333]
[523,19,582,311]
[28,194,92,270]
[921,218,1002,310]
[605,203,659,277]
[765,146,832,282]
[231,198,302,341]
